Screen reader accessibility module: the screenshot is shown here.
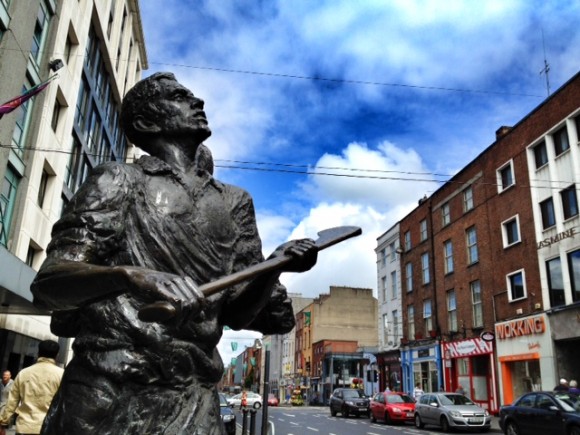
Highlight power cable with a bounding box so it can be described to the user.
[0,46,545,98]
[0,143,576,190]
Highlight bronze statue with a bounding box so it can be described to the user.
[31,72,321,434]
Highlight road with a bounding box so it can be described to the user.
[233,406,502,435]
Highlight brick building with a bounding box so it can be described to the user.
[396,70,580,412]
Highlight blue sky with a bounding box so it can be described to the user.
[139,0,580,361]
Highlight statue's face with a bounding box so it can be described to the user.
[154,78,212,142]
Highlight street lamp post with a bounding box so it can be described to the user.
[261,345,270,435]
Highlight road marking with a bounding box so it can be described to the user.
[306,427,319,431]
[290,421,299,426]
[282,413,296,417]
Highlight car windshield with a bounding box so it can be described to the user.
[387,394,414,404]
[439,394,475,406]
[343,390,365,398]
[219,394,228,406]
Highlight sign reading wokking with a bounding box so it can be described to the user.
[495,314,545,340]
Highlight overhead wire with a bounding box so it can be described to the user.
[0,143,576,190]
[0,46,545,98]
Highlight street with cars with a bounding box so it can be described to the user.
[229,405,503,435]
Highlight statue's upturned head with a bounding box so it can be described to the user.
[121,72,211,152]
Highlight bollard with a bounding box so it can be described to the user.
[249,408,257,435]
[241,408,249,435]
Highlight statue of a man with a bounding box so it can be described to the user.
[31,72,317,434]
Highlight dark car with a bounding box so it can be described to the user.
[329,388,370,418]
[370,391,415,424]
[499,391,580,435]
[414,392,491,432]
[219,393,236,435]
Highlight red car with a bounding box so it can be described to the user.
[267,394,279,406]
[370,392,415,424]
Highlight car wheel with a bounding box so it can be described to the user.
[253,402,262,409]
[415,414,424,429]
[569,426,580,435]
[440,416,451,432]
[370,412,376,423]
[506,421,520,435]
[385,411,392,425]
[330,407,337,417]
[342,406,350,418]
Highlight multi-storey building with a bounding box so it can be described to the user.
[375,223,403,392]
[395,70,580,412]
[295,286,378,404]
[0,0,146,370]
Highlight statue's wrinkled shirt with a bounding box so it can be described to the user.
[40,155,265,434]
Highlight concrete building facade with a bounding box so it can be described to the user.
[375,223,404,392]
[0,0,146,371]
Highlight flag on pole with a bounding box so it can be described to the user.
[0,75,57,119]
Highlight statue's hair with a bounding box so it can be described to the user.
[120,72,176,145]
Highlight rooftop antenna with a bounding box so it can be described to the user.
[539,28,551,96]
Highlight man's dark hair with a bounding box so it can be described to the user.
[120,72,176,146]
[38,340,60,359]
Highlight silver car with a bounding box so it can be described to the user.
[414,392,491,432]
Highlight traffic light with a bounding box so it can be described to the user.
[366,370,371,382]
[373,371,378,382]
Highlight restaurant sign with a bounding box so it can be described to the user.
[495,315,545,340]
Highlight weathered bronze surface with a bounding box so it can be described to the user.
[31,73,322,434]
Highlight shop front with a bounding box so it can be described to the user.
[495,313,555,406]
[377,350,401,393]
[400,341,442,395]
[442,337,497,413]
[547,305,580,385]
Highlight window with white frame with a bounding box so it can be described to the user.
[389,242,396,261]
[381,247,388,266]
[444,240,454,274]
[420,219,427,241]
[533,140,548,169]
[381,276,387,302]
[497,161,515,192]
[561,185,578,220]
[540,197,556,229]
[463,186,474,212]
[466,226,479,264]
[441,202,450,226]
[392,310,399,343]
[405,262,413,292]
[546,257,565,308]
[470,280,483,327]
[507,270,526,301]
[391,271,397,299]
[447,289,457,331]
[407,305,415,339]
[421,253,430,284]
[575,116,580,143]
[383,313,389,344]
[502,215,520,247]
[553,125,570,156]
[404,231,411,251]
[423,300,432,334]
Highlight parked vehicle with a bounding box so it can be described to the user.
[414,392,491,432]
[267,394,279,407]
[370,391,415,424]
[329,388,370,418]
[499,391,580,435]
[219,393,236,435]
[227,392,263,409]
